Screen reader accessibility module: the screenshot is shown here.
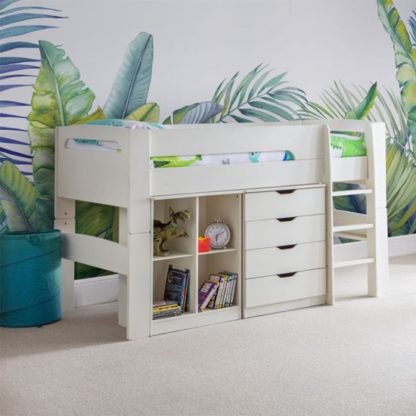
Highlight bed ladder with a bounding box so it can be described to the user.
[324,121,389,305]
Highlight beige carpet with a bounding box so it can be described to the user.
[1,255,416,416]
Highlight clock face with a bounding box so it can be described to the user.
[204,222,231,249]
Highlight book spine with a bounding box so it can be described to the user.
[207,275,220,309]
[215,276,225,309]
[230,275,237,306]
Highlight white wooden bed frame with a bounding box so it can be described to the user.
[55,120,388,340]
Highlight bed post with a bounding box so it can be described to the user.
[122,129,152,340]
[54,128,76,312]
[366,122,389,296]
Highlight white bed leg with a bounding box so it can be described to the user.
[55,218,75,312]
[126,233,151,340]
[118,208,127,327]
[367,207,389,297]
[118,275,127,327]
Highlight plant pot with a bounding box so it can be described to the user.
[0,230,62,328]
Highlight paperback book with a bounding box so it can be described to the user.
[198,281,219,311]
[206,271,238,309]
[164,265,190,313]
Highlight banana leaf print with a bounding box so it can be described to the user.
[377,0,416,155]
[27,40,97,231]
[163,101,222,124]
[0,0,64,231]
[104,32,153,119]
[0,159,37,231]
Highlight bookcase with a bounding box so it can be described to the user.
[151,193,242,335]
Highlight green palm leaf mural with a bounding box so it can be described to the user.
[377,0,416,155]
[163,101,222,124]
[27,40,97,231]
[409,11,416,45]
[0,0,64,231]
[104,32,153,119]
[0,159,37,231]
[211,65,306,123]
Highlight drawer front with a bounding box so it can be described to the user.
[245,241,326,279]
[245,187,325,221]
[245,215,325,250]
[245,269,326,308]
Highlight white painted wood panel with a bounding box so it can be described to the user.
[151,160,323,196]
[150,124,324,159]
[245,269,326,308]
[245,215,325,250]
[243,296,325,318]
[245,187,325,221]
[245,241,326,278]
[62,232,128,275]
[331,157,367,182]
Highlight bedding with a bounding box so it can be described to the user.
[67,119,367,167]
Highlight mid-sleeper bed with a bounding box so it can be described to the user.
[55,120,388,340]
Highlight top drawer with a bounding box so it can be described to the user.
[245,187,325,221]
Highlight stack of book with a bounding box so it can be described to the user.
[152,301,181,320]
[198,271,238,311]
[153,265,190,320]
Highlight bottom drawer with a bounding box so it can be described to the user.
[245,269,326,308]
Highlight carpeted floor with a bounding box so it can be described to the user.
[1,255,416,416]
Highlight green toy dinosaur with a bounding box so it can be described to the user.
[330,133,367,157]
[153,208,191,256]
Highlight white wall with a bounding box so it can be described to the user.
[44,0,414,119]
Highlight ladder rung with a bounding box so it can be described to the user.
[332,189,373,197]
[336,231,367,241]
[333,258,374,269]
[333,223,373,233]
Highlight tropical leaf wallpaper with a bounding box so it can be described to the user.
[0,0,415,278]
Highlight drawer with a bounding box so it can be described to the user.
[245,187,325,221]
[245,268,326,308]
[245,215,325,250]
[245,241,326,279]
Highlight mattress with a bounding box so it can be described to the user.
[67,119,367,167]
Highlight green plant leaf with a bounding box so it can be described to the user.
[74,107,106,124]
[163,103,198,124]
[211,65,306,123]
[0,201,7,233]
[377,0,416,154]
[229,64,261,109]
[345,82,378,119]
[104,32,153,119]
[386,141,416,224]
[410,11,416,45]
[0,160,37,231]
[27,40,96,231]
[126,102,160,122]
[239,108,277,122]
[164,102,222,124]
[75,201,118,279]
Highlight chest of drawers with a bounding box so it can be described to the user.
[243,185,327,317]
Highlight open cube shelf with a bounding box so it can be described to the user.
[151,193,242,334]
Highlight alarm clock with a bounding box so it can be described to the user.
[204,219,231,249]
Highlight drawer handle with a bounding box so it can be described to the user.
[276,217,296,222]
[277,272,297,278]
[276,244,297,250]
[276,189,295,195]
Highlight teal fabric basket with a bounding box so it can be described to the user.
[0,230,62,328]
